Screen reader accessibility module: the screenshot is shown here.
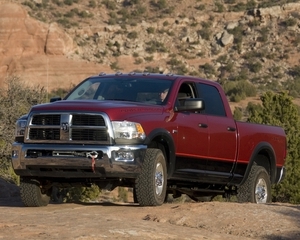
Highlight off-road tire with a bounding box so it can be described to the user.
[237,161,271,204]
[133,187,138,203]
[135,148,167,206]
[20,179,51,207]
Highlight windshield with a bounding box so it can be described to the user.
[65,77,173,105]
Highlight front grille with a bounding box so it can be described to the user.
[32,115,61,125]
[72,115,105,126]
[26,113,110,144]
[29,129,60,140]
[72,129,108,141]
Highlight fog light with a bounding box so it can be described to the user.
[115,151,134,162]
[12,150,19,158]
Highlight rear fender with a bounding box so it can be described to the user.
[239,142,276,185]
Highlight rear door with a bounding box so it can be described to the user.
[196,83,238,184]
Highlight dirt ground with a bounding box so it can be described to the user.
[0,178,300,240]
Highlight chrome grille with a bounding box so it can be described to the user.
[29,129,60,140]
[72,114,105,126]
[72,129,108,141]
[27,113,110,144]
[32,115,61,125]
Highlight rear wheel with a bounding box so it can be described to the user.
[237,162,271,204]
[20,178,51,207]
[135,148,167,206]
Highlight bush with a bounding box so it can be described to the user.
[233,107,243,120]
[145,40,168,53]
[102,0,116,10]
[223,80,256,102]
[64,0,73,6]
[89,0,96,8]
[248,60,262,73]
[127,31,138,39]
[0,76,46,178]
[147,27,155,34]
[59,185,101,203]
[199,63,216,76]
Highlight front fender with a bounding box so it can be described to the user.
[144,128,176,178]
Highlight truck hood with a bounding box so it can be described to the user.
[29,100,164,119]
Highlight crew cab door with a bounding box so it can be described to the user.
[196,83,238,184]
[172,81,209,181]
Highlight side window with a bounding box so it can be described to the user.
[196,83,226,116]
[176,82,196,107]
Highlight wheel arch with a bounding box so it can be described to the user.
[240,142,277,185]
[144,128,176,179]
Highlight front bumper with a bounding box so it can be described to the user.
[11,142,147,179]
[275,166,286,184]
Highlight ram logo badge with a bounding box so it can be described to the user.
[61,122,69,132]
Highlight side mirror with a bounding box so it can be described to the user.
[175,98,205,112]
[50,97,62,103]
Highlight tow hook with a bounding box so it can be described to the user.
[86,151,98,173]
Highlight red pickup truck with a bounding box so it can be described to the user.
[11,73,287,207]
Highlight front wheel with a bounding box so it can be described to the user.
[237,163,271,204]
[135,148,167,206]
[20,178,51,207]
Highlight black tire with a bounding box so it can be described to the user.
[237,163,271,204]
[135,148,167,206]
[132,187,138,203]
[20,179,51,207]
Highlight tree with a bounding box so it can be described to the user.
[0,76,46,180]
[247,91,300,203]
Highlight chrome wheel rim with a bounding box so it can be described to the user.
[155,162,164,196]
[255,178,268,203]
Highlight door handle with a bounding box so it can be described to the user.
[227,127,236,132]
[199,123,208,128]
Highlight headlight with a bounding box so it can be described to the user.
[15,119,27,137]
[112,121,146,143]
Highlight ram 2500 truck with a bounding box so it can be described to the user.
[11,72,287,207]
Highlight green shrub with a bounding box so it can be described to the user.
[147,27,155,34]
[233,107,243,120]
[223,80,256,102]
[195,4,205,11]
[144,56,154,62]
[0,76,46,178]
[215,2,225,12]
[283,18,297,27]
[127,31,138,39]
[145,40,168,53]
[64,0,73,6]
[102,0,116,10]
[151,0,167,10]
[199,63,216,76]
[118,187,128,202]
[62,185,101,202]
[22,1,35,9]
[163,20,169,26]
[248,61,262,73]
[134,58,143,64]
[197,28,211,41]
[89,0,96,8]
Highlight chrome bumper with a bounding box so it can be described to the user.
[276,166,286,184]
[11,142,147,178]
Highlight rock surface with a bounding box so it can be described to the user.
[0,178,300,240]
[0,2,111,91]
